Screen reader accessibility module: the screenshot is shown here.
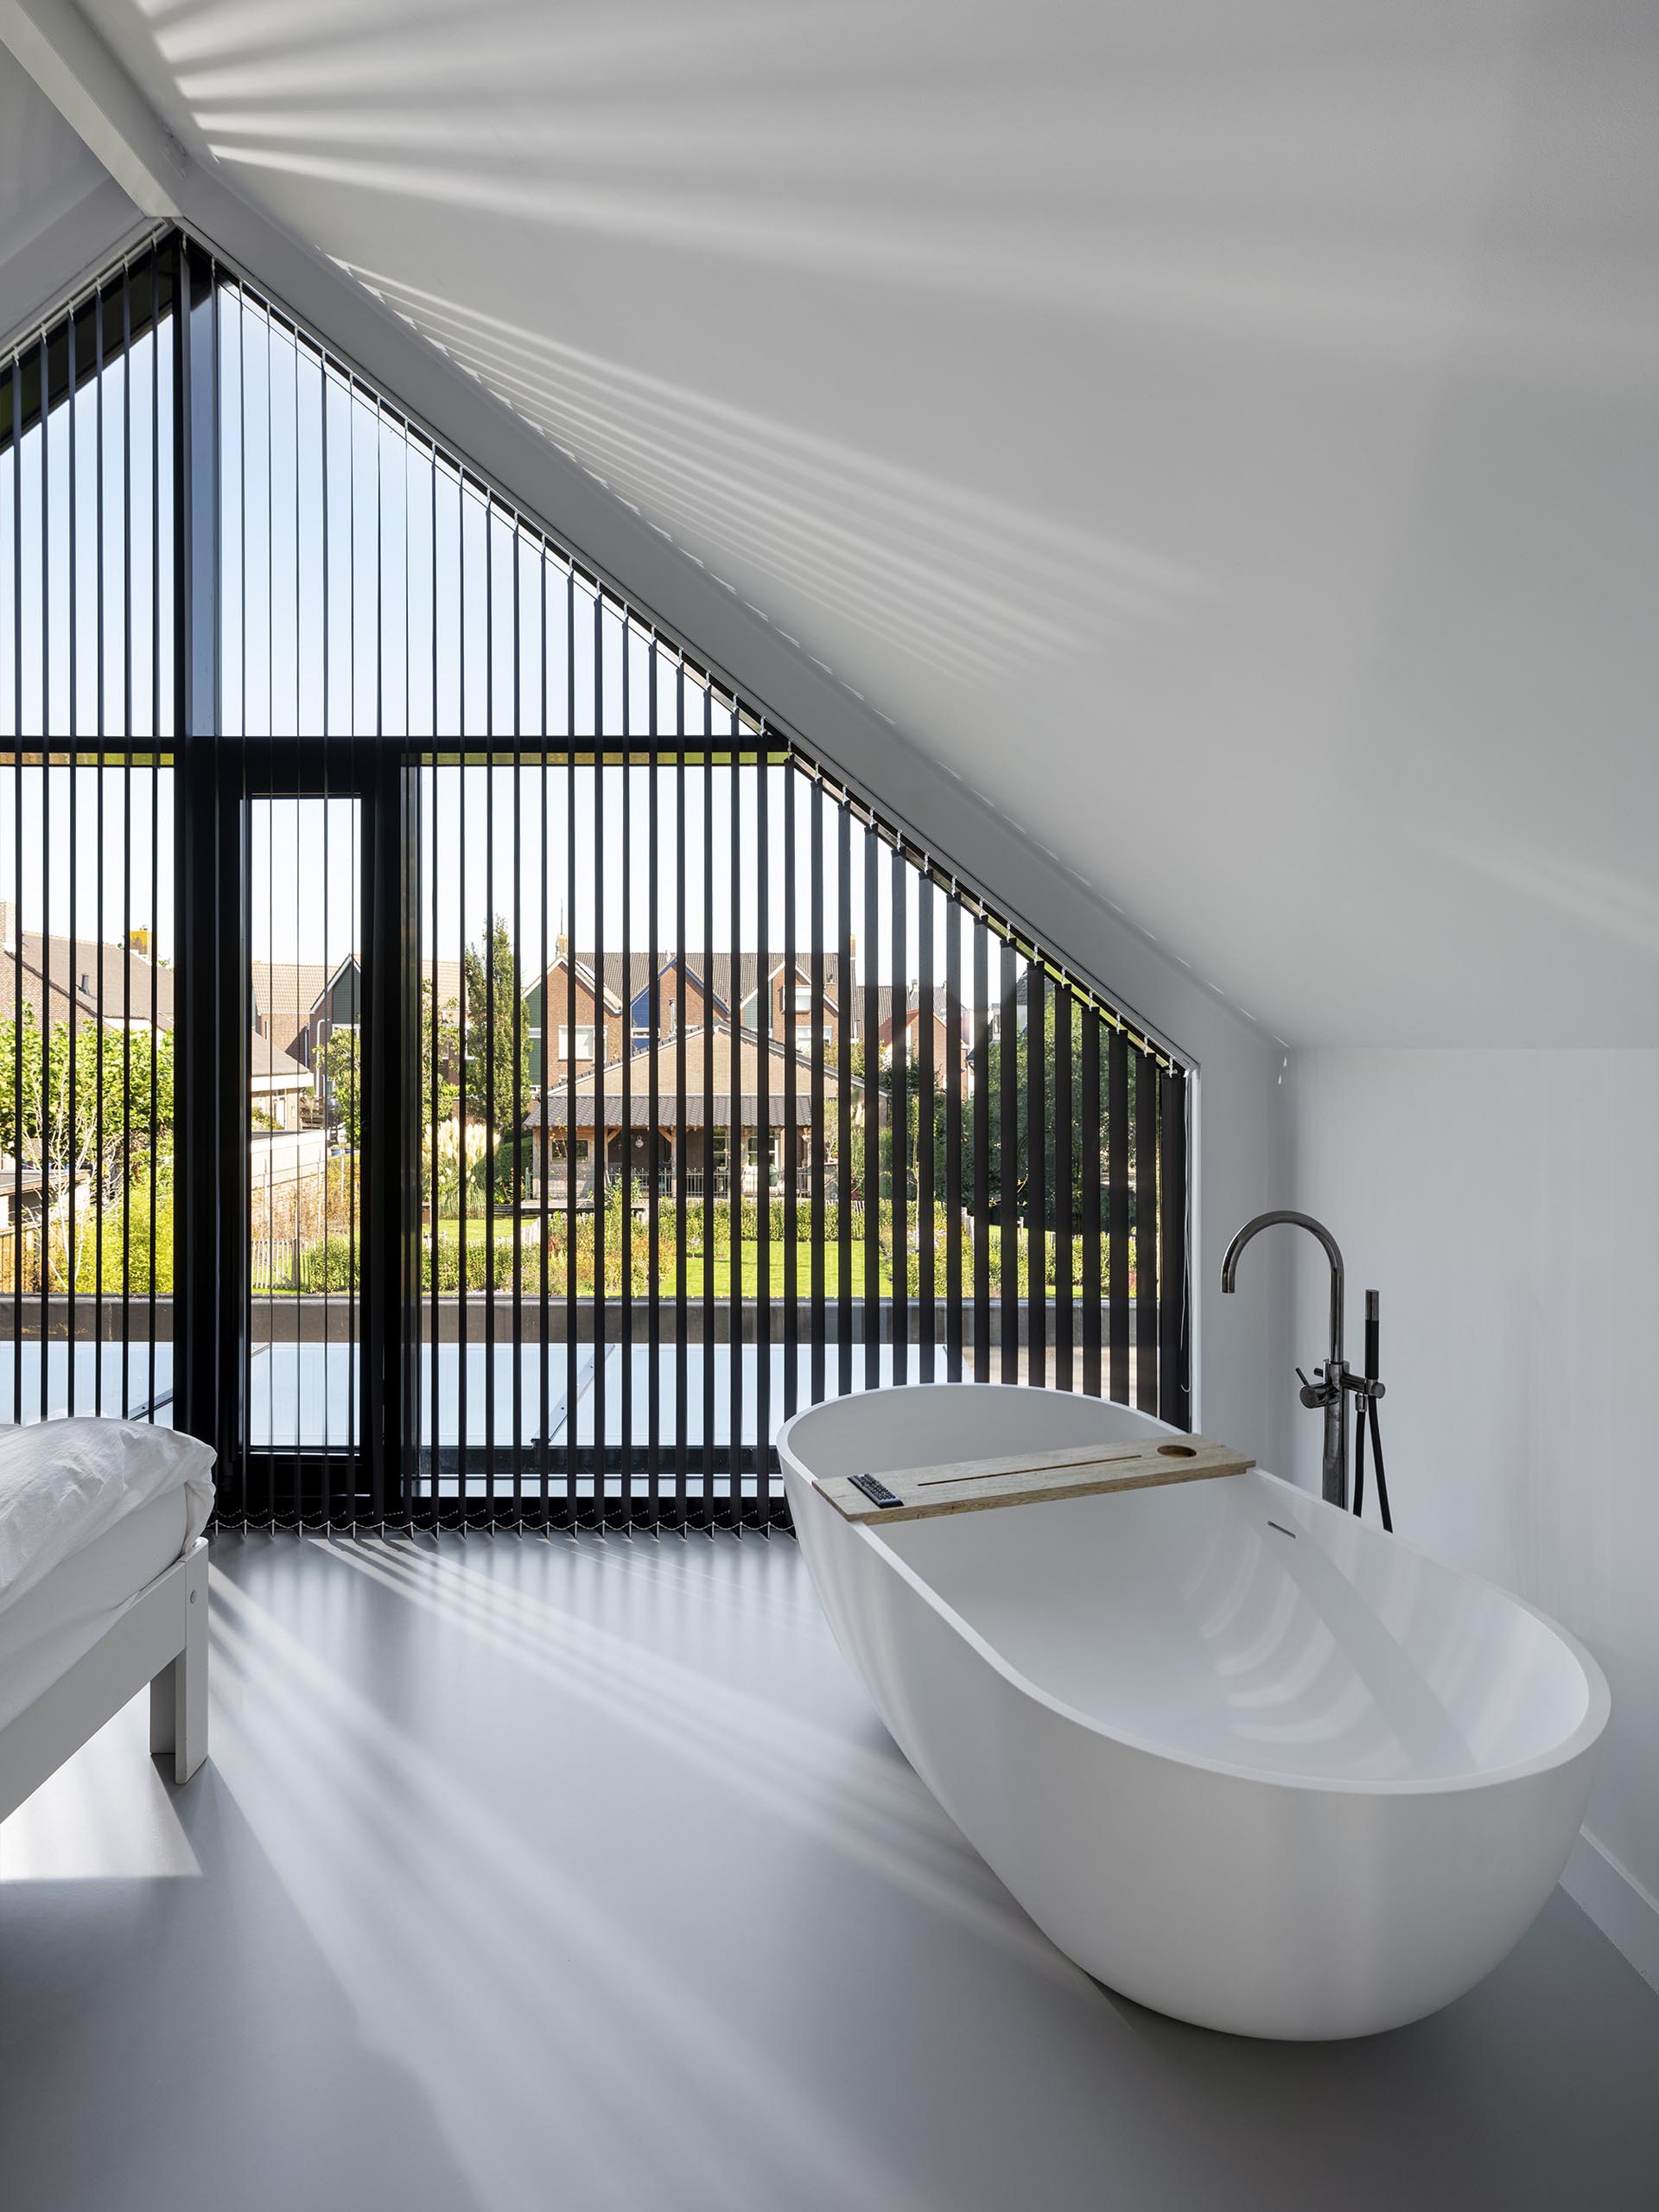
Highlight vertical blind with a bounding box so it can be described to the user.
[1,230,1191,1529]
[398,734,1188,1534]
[0,241,178,1428]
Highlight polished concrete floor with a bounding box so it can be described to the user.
[3,1530,1657,2212]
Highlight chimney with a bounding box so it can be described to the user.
[128,925,152,959]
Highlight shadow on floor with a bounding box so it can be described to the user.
[3,1530,1657,2212]
[0,1753,488,2212]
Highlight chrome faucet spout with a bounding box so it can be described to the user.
[1220,1211,1349,1507]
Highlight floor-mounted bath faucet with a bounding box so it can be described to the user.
[1221,1211,1349,1508]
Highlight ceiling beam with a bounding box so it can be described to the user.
[0,0,180,216]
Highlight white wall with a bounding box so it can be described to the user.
[1288,1047,1659,1979]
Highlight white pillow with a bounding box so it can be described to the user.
[0,1419,217,1615]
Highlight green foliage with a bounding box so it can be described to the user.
[68,1162,174,1293]
[320,1027,362,1146]
[0,1008,175,1186]
[461,915,533,1157]
[423,977,461,1122]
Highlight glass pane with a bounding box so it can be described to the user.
[248,794,361,1454]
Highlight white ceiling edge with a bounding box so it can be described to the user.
[0,0,1273,1079]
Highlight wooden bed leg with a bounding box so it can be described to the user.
[149,1541,208,1785]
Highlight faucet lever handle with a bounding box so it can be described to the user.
[1295,1366,1323,1409]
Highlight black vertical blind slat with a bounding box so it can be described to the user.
[1135,1046,1158,1414]
[122,263,134,1416]
[646,652,661,1528]
[971,918,989,1382]
[700,704,714,1527]
[944,899,962,1384]
[998,941,1018,1384]
[673,676,688,1529]
[890,842,906,1389]
[564,582,578,1522]
[861,829,878,1392]
[37,486,48,1421]
[93,294,106,1413]
[68,751,80,1421]
[334,721,345,1522]
[1080,1014,1101,1398]
[1108,1027,1131,1405]
[619,641,633,1526]
[149,253,161,1414]
[1159,1068,1189,1428]
[537,734,550,1526]
[782,753,798,1427]
[67,300,78,1419]
[1054,988,1072,1392]
[918,875,935,1382]
[809,770,825,1407]
[836,800,852,1398]
[455,741,469,1516]
[428,745,441,1522]
[1026,964,1045,1391]
[753,728,770,1524]
[591,598,607,1522]
[511,617,524,1526]
[320,543,334,1519]
[484,716,497,1513]
[10,346,19,1427]
[727,723,742,1522]
[12,723,22,1421]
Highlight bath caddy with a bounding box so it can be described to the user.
[817,1433,1252,1523]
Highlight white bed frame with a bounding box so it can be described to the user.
[0,1535,208,1827]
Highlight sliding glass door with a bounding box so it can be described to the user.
[247,790,362,1462]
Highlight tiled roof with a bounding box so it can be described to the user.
[0,912,175,1032]
[526,1024,839,1128]
[545,950,857,1025]
[249,962,331,1049]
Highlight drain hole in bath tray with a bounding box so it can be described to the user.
[1154,1444,1198,1459]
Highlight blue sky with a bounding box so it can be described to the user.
[1,289,977,991]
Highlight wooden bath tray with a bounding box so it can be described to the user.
[815,1434,1254,1525]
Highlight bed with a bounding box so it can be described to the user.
[0,1420,216,1828]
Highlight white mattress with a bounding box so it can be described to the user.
[0,1487,189,1733]
[0,1419,214,1612]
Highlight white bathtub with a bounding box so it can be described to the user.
[779,1386,1609,2041]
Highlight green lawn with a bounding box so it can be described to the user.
[683,1240,885,1300]
[67,1187,1124,1303]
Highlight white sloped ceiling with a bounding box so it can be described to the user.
[58,1,1659,1040]
[0,40,137,342]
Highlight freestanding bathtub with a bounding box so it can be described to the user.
[779,1386,1609,2041]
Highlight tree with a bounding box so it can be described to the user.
[968,984,1146,1230]
[423,976,461,1122]
[0,1007,175,1183]
[320,1026,362,1147]
[0,1007,175,1286]
[461,915,533,1199]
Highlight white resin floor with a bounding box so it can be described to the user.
[2,1531,1657,2212]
